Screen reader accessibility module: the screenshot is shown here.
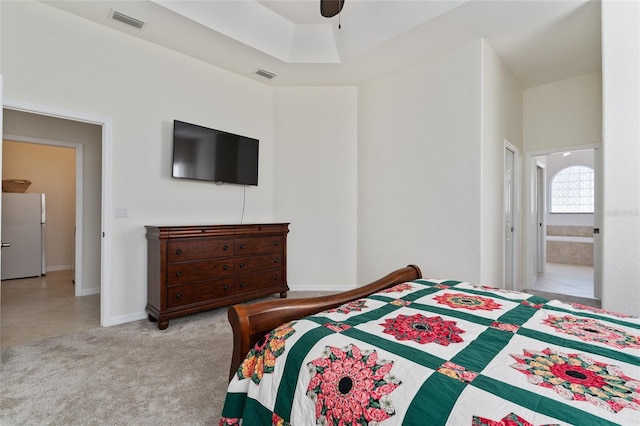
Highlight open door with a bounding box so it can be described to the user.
[536,161,547,275]
[504,145,515,290]
[0,76,4,274]
[593,146,602,300]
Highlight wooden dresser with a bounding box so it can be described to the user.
[145,223,289,329]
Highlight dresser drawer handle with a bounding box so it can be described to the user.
[239,263,245,268]
[223,264,229,271]
[223,245,229,251]
[223,285,229,290]
[274,258,279,264]
[274,276,279,281]
[239,282,244,288]
[175,271,182,277]
[274,241,279,246]
[239,244,245,249]
[175,293,183,300]
[175,249,182,256]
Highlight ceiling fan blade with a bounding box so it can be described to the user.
[320,0,344,18]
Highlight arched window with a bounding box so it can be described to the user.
[550,166,594,213]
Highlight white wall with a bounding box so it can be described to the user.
[1,1,276,324]
[273,88,358,290]
[524,72,602,152]
[480,41,523,286]
[357,40,523,287]
[2,0,637,320]
[523,72,602,290]
[358,41,483,284]
[1,1,362,323]
[601,0,640,316]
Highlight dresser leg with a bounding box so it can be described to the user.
[148,314,158,323]
[158,320,169,330]
[279,291,288,299]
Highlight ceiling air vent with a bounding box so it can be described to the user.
[256,69,277,80]
[110,10,145,30]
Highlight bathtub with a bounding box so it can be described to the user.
[546,235,594,244]
[546,235,594,266]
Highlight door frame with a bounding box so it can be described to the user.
[2,98,113,326]
[524,143,602,296]
[504,141,521,291]
[535,160,547,276]
[2,134,85,295]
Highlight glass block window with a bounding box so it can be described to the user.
[550,166,594,213]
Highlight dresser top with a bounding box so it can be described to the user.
[145,223,289,239]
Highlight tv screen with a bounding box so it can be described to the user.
[172,120,259,186]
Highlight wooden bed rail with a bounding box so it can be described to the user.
[227,264,422,381]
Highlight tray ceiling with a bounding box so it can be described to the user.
[44,0,602,87]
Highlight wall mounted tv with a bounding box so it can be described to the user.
[172,120,259,186]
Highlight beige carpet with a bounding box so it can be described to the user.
[0,288,598,425]
[1,307,232,426]
[1,291,334,426]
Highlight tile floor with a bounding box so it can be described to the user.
[0,269,100,348]
[532,262,595,299]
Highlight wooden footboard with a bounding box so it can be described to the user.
[227,264,422,381]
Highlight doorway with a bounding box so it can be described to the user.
[1,101,112,328]
[525,146,601,300]
[2,140,79,284]
[1,120,100,345]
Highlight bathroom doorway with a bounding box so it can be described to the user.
[527,146,601,301]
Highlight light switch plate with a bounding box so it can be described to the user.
[115,206,128,218]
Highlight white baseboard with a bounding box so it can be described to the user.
[46,265,73,272]
[105,311,148,327]
[289,283,356,293]
[79,287,100,296]
[101,286,353,328]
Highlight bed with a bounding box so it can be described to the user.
[220,265,640,425]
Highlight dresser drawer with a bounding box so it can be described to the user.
[235,271,285,292]
[235,236,283,255]
[167,279,235,308]
[168,238,233,262]
[167,259,233,285]
[235,253,283,275]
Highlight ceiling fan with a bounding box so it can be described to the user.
[320,0,345,18]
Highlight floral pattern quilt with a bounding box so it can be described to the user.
[220,279,640,425]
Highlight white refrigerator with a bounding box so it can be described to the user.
[1,193,46,280]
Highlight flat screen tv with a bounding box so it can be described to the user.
[172,120,259,186]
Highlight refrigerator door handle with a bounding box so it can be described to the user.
[1,242,10,248]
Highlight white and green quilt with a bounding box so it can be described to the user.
[221,279,640,425]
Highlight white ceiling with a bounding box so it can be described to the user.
[44,0,602,88]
